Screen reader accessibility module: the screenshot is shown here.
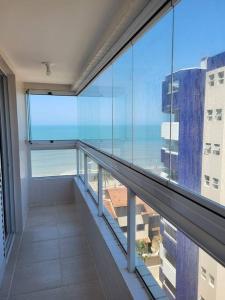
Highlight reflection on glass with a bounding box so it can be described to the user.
[29,95,78,140]
[31,149,76,177]
[74,1,225,299]
[160,2,225,299]
[87,158,98,199]
[133,10,173,176]
[113,48,132,162]
[135,197,225,300]
[170,0,225,203]
[102,170,128,245]
[77,67,113,153]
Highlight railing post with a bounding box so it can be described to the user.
[84,153,88,190]
[76,149,79,176]
[127,188,136,272]
[98,166,103,216]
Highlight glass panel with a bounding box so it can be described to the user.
[29,94,78,140]
[112,48,132,162]
[78,66,113,153]
[133,10,173,177]
[135,197,162,294]
[162,5,225,298]
[102,170,127,248]
[31,149,76,177]
[79,150,85,182]
[171,0,225,206]
[135,197,225,300]
[87,157,98,200]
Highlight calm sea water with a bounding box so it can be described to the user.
[31,125,164,177]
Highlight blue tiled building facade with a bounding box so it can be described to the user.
[160,68,206,299]
[161,51,225,299]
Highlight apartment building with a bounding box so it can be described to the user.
[161,52,225,300]
[198,52,225,300]
[104,186,160,243]
[160,67,206,299]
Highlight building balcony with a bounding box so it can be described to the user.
[161,257,176,289]
[161,122,179,141]
[161,148,178,171]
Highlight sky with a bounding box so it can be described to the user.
[30,0,225,127]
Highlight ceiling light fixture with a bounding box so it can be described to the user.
[41,61,52,76]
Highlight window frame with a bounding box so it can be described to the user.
[28,141,77,179]
[26,90,76,142]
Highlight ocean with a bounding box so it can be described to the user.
[31,125,164,177]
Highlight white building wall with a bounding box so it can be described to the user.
[199,65,225,300]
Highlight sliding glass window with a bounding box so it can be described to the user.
[28,94,78,140]
[31,149,76,177]
[78,66,113,153]
[112,48,133,162]
[132,9,173,176]
[172,0,225,204]
[0,74,15,255]
[77,1,225,299]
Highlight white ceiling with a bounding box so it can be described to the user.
[0,0,147,87]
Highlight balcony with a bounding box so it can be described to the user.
[0,1,225,300]
[161,148,178,171]
[161,123,179,141]
[161,258,176,290]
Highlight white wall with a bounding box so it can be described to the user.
[30,177,74,207]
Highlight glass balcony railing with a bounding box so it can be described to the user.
[75,144,225,300]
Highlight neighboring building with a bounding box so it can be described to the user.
[104,186,160,242]
[160,67,206,300]
[160,52,225,300]
[198,52,225,300]
[104,186,162,281]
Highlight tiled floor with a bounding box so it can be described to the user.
[2,203,106,300]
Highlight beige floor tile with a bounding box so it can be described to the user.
[23,224,58,243]
[61,257,97,286]
[57,222,84,238]
[11,260,61,295]
[9,287,64,300]
[62,281,106,300]
[17,239,60,266]
[59,236,90,258]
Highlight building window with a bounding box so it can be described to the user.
[206,109,213,121]
[164,220,177,241]
[215,109,222,120]
[213,144,220,155]
[201,267,207,280]
[209,274,215,288]
[212,178,219,189]
[204,175,210,187]
[209,74,215,86]
[168,80,179,94]
[218,71,224,84]
[137,224,145,231]
[204,143,211,155]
